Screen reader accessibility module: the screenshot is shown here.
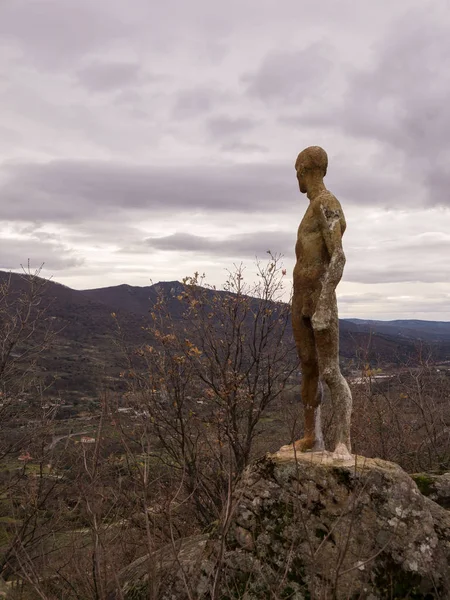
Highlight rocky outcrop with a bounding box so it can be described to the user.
[112,450,450,599]
[411,472,450,509]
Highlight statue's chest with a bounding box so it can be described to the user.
[298,208,319,236]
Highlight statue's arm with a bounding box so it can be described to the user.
[312,199,346,330]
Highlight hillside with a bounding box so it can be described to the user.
[345,318,450,342]
[0,270,148,398]
[2,270,450,400]
[84,280,449,363]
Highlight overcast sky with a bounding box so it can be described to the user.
[1,0,449,320]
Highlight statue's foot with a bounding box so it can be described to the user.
[279,437,324,453]
[332,443,352,461]
[292,437,316,452]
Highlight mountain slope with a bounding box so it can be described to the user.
[2,270,449,400]
[83,280,450,363]
[345,318,450,342]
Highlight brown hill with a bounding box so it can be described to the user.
[84,280,438,363]
[2,271,449,400]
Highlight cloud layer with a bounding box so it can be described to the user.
[1,0,449,319]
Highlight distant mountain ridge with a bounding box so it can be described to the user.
[344,318,450,342]
[2,270,450,399]
[84,280,450,343]
[83,280,186,319]
[83,280,450,363]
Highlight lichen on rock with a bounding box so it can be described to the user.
[411,472,450,509]
[111,451,450,600]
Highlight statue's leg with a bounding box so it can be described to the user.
[292,312,322,451]
[313,300,352,458]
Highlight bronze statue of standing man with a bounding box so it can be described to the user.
[292,146,352,459]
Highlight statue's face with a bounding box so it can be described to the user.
[296,164,307,194]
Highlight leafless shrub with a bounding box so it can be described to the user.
[118,255,297,527]
[350,347,450,472]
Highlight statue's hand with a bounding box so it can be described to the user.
[312,303,330,331]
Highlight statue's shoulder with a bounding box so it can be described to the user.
[314,189,342,210]
[312,191,347,234]
[311,190,343,216]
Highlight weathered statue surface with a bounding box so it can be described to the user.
[291,146,352,459]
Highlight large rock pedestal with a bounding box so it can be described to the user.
[217,450,450,599]
[114,450,450,599]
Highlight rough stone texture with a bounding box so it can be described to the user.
[112,451,450,599]
[411,472,450,509]
[292,146,352,458]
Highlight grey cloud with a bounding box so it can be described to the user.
[394,233,450,253]
[76,61,141,92]
[0,160,294,223]
[347,8,450,148]
[172,87,224,120]
[111,89,162,121]
[338,293,384,305]
[221,142,268,154]
[0,237,84,271]
[0,0,241,75]
[243,44,332,104]
[340,293,450,316]
[346,237,450,284]
[63,220,142,245]
[339,292,450,316]
[345,267,448,285]
[272,6,450,209]
[0,0,125,69]
[0,156,433,231]
[330,165,420,210]
[306,6,450,208]
[121,231,294,258]
[0,126,20,148]
[207,116,258,139]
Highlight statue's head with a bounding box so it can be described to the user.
[295,146,328,194]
